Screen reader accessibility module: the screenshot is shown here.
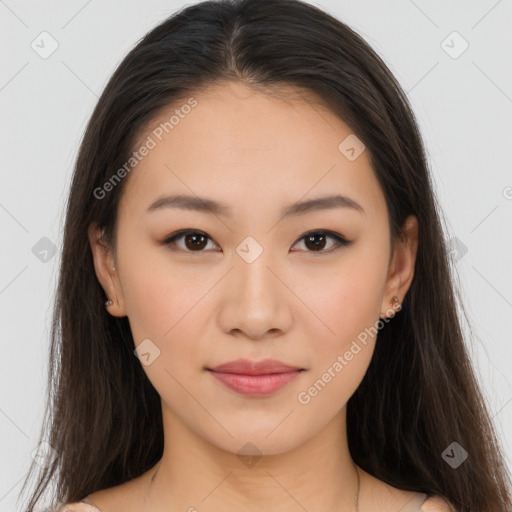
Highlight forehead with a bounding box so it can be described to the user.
[120,81,385,221]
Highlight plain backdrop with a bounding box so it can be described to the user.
[0,1,511,510]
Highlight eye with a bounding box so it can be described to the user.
[162,229,220,252]
[162,229,352,255]
[290,230,352,254]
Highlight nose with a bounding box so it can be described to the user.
[216,246,293,341]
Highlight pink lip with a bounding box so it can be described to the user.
[209,358,302,375]
[207,358,305,396]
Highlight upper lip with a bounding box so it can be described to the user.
[207,358,303,375]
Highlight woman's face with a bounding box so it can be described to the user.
[89,81,417,456]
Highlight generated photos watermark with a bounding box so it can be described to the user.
[93,97,198,200]
[297,301,402,405]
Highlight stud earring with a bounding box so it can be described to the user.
[105,267,116,306]
[379,296,401,319]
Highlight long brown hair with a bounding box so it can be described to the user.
[19,1,511,510]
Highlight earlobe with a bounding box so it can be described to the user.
[380,295,401,320]
[87,222,126,317]
[380,215,419,318]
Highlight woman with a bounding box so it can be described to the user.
[19,0,511,511]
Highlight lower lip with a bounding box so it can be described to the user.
[207,370,302,396]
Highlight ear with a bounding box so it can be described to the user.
[380,215,418,318]
[87,222,127,317]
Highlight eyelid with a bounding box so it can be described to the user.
[291,230,352,255]
[161,228,353,254]
[162,229,220,252]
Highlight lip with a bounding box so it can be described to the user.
[208,358,303,375]
[206,358,305,396]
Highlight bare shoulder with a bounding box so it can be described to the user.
[81,467,155,512]
[57,503,102,512]
[357,466,440,511]
[82,484,130,512]
[421,495,456,511]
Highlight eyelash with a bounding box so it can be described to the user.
[161,229,352,255]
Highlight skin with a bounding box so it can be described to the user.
[86,81,431,512]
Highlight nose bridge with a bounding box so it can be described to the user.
[233,234,279,301]
[216,234,292,339]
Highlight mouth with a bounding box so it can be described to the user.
[206,359,306,396]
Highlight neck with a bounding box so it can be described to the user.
[143,404,361,512]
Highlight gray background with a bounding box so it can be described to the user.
[0,1,511,510]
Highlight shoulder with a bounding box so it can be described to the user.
[356,466,454,512]
[57,502,102,512]
[77,466,157,512]
[420,495,456,511]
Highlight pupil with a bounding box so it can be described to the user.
[306,233,325,251]
[183,233,328,252]
[186,233,207,250]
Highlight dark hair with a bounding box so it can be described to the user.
[19,1,511,511]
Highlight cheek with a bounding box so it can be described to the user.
[294,270,382,413]
[116,240,202,359]
[298,250,386,401]
[308,257,386,345]
[309,282,380,381]
[124,279,210,369]
[118,247,208,401]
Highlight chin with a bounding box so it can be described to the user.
[201,423,308,458]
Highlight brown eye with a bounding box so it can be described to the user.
[291,230,351,254]
[162,229,351,255]
[183,232,208,250]
[163,230,219,252]
[304,232,328,251]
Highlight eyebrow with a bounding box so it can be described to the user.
[146,193,365,218]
